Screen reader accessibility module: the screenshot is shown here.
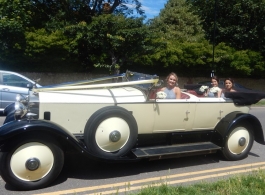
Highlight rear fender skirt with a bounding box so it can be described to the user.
[214,112,265,146]
[0,119,136,162]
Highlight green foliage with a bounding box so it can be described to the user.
[25,29,69,54]
[140,0,215,76]
[28,0,144,27]
[190,0,265,55]
[1,0,265,77]
[0,0,144,72]
[150,0,205,42]
[0,0,32,59]
[230,50,265,77]
[213,43,265,77]
[133,170,265,195]
[64,14,150,71]
[22,28,77,72]
[147,39,183,67]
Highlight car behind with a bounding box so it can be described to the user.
[0,70,41,114]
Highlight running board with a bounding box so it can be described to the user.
[131,142,221,160]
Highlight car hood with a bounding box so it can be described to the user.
[38,87,146,104]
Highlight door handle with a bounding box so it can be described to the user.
[185,110,190,121]
[2,88,10,91]
[219,110,223,119]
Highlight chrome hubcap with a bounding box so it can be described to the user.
[95,117,130,152]
[25,158,40,171]
[109,130,121,142]
[238,137,246,146]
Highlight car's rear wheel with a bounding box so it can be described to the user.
[84,106,138,159]
[0,136,64,190]
[222,123,254,161]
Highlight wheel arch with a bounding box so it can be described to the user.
[0,119,86,154]
[214,111,265,146]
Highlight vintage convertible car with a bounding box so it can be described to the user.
[0,70,265,190]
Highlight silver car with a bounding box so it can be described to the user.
[0,70,41,113]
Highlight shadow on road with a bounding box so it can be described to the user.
[52,152,222,185]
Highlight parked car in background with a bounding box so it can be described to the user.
[0,70,265,190]
[0,70,41,114]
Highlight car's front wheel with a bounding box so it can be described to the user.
[222,123,254,161]
[0,136,64,190]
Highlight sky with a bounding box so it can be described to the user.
[138,0,167,20]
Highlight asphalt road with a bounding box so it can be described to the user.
[0,107,265,195]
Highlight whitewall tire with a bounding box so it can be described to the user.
[0,136,64,190]
[222,123,254,161]
[84,106,138,159]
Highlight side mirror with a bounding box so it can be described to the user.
[34,78,41,83]
[27,83,33,89]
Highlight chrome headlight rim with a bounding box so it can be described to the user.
[14,94,29,118]
[14,102,27,117]
[16,94,29,104]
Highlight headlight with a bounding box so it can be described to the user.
[16,94,22,102]
[14,102,27,117]
[16,94,29,104]
[14,93,33,119]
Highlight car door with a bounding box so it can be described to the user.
[153,99,195,132]
[0,72,31,110]
[191,98,225,130]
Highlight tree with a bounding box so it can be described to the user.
[0,0,32,65]
[64,14,150,72]
[190,0,265,55]
[208,42,265,77]
[149,0,205,42]
[22,28,76,72]
[0,0,145,71]
[139,0,211,75]
[29,0,145,28]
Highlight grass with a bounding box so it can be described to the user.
[252,99,265,107]
[128,169,265,195]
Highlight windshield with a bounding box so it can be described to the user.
[125,70,159,89]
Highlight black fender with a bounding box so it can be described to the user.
[0,119,84,151]
[3,103,15,116]
[0,119,137,162]
[0,102,16,119]
[213,111,265,146]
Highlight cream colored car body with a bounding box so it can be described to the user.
[0,72,263,191]
[37,85,249,135]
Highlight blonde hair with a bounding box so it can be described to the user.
[166,72,178,82]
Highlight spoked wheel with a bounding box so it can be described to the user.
[0,136,64,190]
[84,106,138,159]
[222,123,254,161]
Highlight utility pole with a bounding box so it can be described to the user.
[212,0,217,77]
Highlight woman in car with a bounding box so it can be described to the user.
[205,76,222,98]
[222,78,236,96]
[160,72,181,99]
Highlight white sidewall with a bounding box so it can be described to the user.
[227,127,250,154]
